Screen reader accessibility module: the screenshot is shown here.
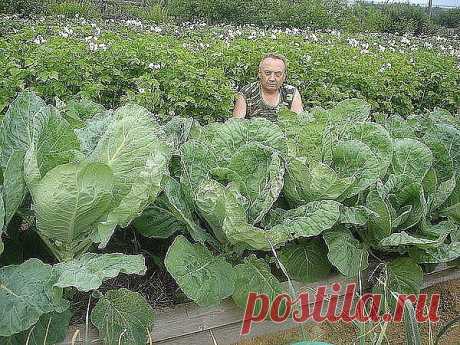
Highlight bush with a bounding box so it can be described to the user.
[124,3,171,23]
[434,8,460,29]
[167,0,348,28]
[380,3,436,35]
[277,0,347,30]
[47,1,102,19]
[343,1,388,33]
[0,0,48,15]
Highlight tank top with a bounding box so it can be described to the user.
[238,81,297,121]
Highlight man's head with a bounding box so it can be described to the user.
[258,53,287,92]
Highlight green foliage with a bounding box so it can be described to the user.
[434,8,460,29]
[53,253,146,291]
[91,288,155,345]
[0,14,459,342]
[379,3,437,35]
[0,259,69,337]
[164,235,236,306]
[2,18,458,122]
[125,3,171,23]
[0,0,49,16]
[47,1,102,19]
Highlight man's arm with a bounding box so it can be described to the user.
[233,93,247,118]
[290,89,304,114]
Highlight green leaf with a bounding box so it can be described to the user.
[0,91,46,166]
[133,200,184,239]
[423,123,460,172]
[31,162,114,261]
[180,140,219,197]
[90,104,172,247]
[391,139,433,181]
[209,118,287,158]
[0,259,69,337]
[54,253,146,292]
[325,122,393,178]
[431,174,457,211]
[365,189,392,244]
[195,179,285,250]
[440,203,460,223]
[2,150,25,228]
[409,242,460,263]
[164,235,235,307]
[0,309,71,345]
[194,179,230,243]
[379,231,447,249]
[162,177,211,243]
[323,227,369,277]
[30,105,80,177]
[63,96,106,129]
[161,116,197,151]
[91,288,155,345]
[232,256,284,314]
[340,205,376,226]
[372,257,423,312]
[283,159,353,205]
[212,144,284,223]
[390,181,427,230]
[279,239,332,283]
[270,200,341,239]
[332,140,381,200]
[420,220,458,239]
[75,110,114,156]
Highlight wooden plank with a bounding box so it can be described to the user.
[153,273,357,341]
[59,267,460,345]
[422,265,460,289]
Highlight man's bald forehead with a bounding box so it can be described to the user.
[259,57,286,72]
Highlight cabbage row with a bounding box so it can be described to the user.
[0,92,459,344]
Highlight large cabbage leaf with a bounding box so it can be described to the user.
[283,158,354,206]
[232,256,285,315]
[323,227,369,277]
[278,239,332,283]
[164,235,235,307]
[2,150,25,228]
[278,99,371,159]
[54,253,146,292]
[31,162,113,261]
[323,122,393,177]
[89,104,172,247]
[0,309,71,345]
[330,140,381,200]
[269,200,341,240]
[391,139,433,181]
[195,179,288,250]
[372,257,423,312]
[0,91,46,167]
[91,288,155,345]
[0,259,69,337]
[211,143,284,223]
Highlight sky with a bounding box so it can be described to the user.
[348,0,459,7]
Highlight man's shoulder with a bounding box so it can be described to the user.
[238,81,259,95]
[283,84,297,92]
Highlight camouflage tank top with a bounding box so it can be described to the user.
[238,81,297,121]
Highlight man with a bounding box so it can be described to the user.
[233,53,303,121]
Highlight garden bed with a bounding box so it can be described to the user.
[60,264,460,345]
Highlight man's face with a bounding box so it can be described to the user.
[258,57,286,92]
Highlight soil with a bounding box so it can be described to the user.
[236,279,460,345]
